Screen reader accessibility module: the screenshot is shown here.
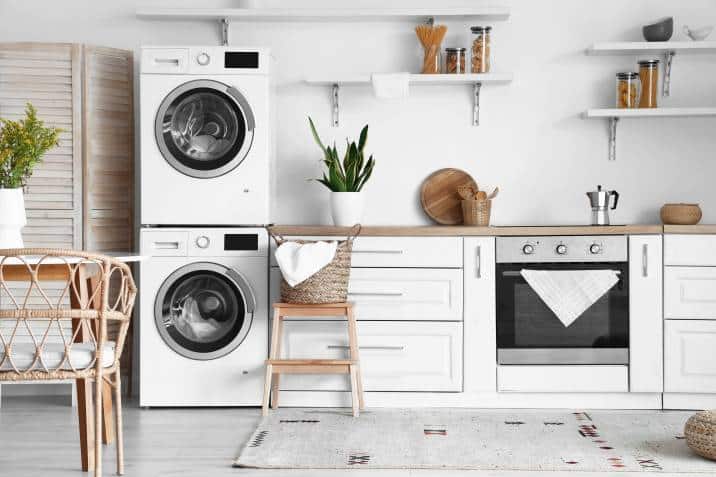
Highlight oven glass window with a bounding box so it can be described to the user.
[155,266,251,360]
[497,263,628,350]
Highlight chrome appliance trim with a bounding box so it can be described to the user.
[498,348,629,365]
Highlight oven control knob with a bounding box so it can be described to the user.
[197,52,211,66]
[589,243,602,254]
[522,244,535,255]
[556,244,568,255]
[195,236,210,249]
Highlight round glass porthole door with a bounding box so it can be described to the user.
[154,263,255,360]
[155,79,255,179]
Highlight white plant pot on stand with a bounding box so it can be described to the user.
[0,188,26,248]
[330,192,365,227]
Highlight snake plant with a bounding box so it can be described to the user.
[309,117,375,192]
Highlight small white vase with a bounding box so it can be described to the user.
[0,188,26,248]
[330,192,365,227]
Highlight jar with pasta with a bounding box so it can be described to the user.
[445,47,467,74]
[616,72,640,109]
[638,60,659,108]
[471,26,491,73]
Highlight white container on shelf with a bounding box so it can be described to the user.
[0,188,26,248]
[330,191,365,226]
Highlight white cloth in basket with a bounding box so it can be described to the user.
[275,240,338,287]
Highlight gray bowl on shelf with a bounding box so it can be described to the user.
[643,17,674,42]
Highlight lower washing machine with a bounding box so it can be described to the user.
[139,227,268,406]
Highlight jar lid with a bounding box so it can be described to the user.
[638,59,660,66]
[616,72,639,80]
[471,26,492,33]
[445,47,467,52]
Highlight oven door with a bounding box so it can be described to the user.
[496,262,629,365]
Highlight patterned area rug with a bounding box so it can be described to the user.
[234,409,716,472]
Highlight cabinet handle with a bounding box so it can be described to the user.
[352,250,404,255]
[347,291,404,297]
[476,245,482,278]
[327,345,405,351]
[642,243,648,277]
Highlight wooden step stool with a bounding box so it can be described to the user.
[262,303,365,417]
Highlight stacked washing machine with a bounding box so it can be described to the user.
[138,46,271,406]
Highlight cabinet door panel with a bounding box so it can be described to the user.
[665,235,716,266]
[665,267,716,319]
[665,320,716,393]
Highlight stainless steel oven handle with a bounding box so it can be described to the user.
[476,245,482,279]
[642,243,648,277]
[501,270,622,277]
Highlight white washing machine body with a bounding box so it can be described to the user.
[139,227,268,406]
[140,46,270,226]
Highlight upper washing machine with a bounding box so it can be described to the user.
[140,46,270,226]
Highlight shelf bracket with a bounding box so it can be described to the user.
[608,117,619,161]
[219,18,231,46]
[473,82,482,126]
[663,50,675,97]
[331,83,340,127]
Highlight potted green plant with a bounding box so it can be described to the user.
[309,118,375,226]
[0,104,62,247]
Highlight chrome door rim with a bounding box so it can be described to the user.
[154,262,256,360]
[155,79,256,179]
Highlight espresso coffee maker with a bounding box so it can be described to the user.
[586,185,619,225]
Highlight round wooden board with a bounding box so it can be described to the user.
[420,168,477,225]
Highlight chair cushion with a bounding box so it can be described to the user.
[0,342,115,371]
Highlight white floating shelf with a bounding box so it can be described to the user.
[584,107,716,118]
[583,107,716,161]
[305,73,514,86]
[136,7,511,23]
[305,73,513,127]
[587,41,716,55]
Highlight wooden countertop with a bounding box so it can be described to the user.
[269,225,665,237]
[663,225,716,234]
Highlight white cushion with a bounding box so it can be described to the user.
[0,342,115,371]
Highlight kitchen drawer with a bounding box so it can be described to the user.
[498,365,628,393]
[665,267,716,319]
[665,320,716,393]
[665,235,716,266]
[140,230,188,256]
[271,237,462,268]
[279,321,463,392]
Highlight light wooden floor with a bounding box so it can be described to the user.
[0,396,707,477]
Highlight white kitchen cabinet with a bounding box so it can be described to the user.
[665,320,716,393]
[498,365,629,393]
[628,235,663,392]
[665,267,716,319]
[278,321,463,392]
[665,235,716,266]
[271,236,462,268]
[463,237,497,392]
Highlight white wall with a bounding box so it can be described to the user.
[2,0,716,226]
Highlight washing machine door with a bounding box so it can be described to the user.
[154,262,256,360]
[155,79,255,179]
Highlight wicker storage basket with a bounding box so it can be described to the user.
[461,199,492,226]
[685,410,716,461]
[661,203,702,225]
[269,225,361,305]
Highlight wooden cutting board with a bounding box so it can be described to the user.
[420,168,478,225]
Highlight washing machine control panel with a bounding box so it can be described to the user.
[196,52,211,66]
[195,235,210,249]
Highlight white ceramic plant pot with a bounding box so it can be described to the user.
[330,192,365,227]
[0,188,26,248]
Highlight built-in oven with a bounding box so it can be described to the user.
[496,235,629,365]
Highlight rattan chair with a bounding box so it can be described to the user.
[0,249,137,476]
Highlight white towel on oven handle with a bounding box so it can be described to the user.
[520,269,620,327]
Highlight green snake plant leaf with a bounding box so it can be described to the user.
[308,117,327,153]
[358,124,368,153]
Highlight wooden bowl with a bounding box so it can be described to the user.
[660,203,702,225]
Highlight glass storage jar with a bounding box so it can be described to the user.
[616,72,640,109]
[445,47,467,74]
[638,59,659,108]
[471,26,491,73]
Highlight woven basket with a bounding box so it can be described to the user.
[461,199,491,226]
[661,203,702,225]
[269,225,361,305]
[685,410,716,460]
